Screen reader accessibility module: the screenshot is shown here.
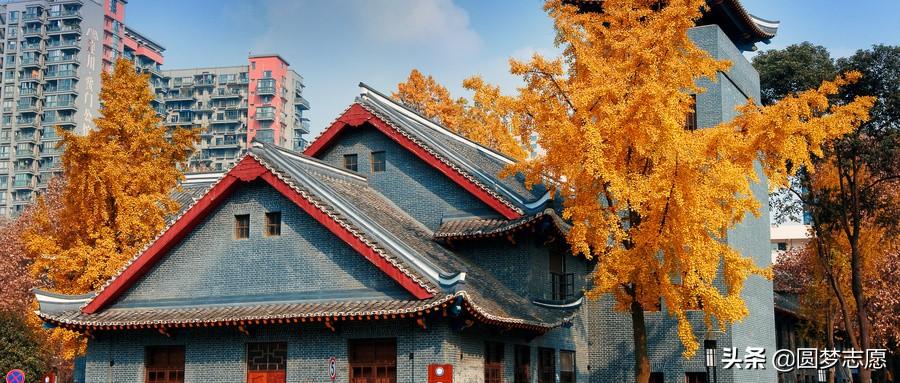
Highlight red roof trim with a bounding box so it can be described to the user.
[305,104,522,220]
[83,156,432,314]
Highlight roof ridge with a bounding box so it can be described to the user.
[251,140,367,183]
[358,83,519,164]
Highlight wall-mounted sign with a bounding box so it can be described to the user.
[329,356,336,381]
[428,364,453,383]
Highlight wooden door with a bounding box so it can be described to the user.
[349,338,397,383]
[247,371,286,383]
[247,342,287,383]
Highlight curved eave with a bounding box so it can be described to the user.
[36,292,565,334]
[702,0,779,50]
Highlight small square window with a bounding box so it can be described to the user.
[234,214,249,239]
[777,242,788,251]
[343,154,358,172]
[265,212,281,237]
[371,151,386,172]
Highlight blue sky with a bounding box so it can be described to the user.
[126,0,900,137]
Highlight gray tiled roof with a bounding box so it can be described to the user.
[38,294,455,328]
[252,143,574,328]
[356,84,550,214]
[37,143,575,330]
[434,208,571,240]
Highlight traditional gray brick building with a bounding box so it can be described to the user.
[34,2,779,382]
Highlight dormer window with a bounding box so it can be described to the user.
[265,212,281,237]
[371,151,386,172]
[234,214,250,239]
[343,154,358,172]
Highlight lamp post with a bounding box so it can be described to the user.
[704,339,717,383]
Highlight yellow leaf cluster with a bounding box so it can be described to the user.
[490,0,875,357]
[393,70,528,160]
[24,58,199,294]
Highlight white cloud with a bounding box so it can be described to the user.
[355,0,483,56]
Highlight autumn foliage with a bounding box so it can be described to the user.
[417,2,877,381]
[25,58,198,294]
[394,69,528,160]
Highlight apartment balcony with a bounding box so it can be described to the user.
[14,133,39,144]
[211,92,242,100]
[256,86,276,96]
[164,94,196,102]
[44,86,76,95]
[19,88,40,97]
[15,147,37,157]
[21,42,44,52]
[210,117,241,125]
[22,27,43,38]
[46,54,78,64]
[294,96,310,110]
[297,117,311,134]
[255,111,275,121]
[19,74,44,84]
[12,181,36,190]
[164,119,196,127]
[48,10,82,20]
[47,40,79,49]
[42,116,76,127]
[44,101,76,111]
[195,79,215,87]
[17,103,39,113]
[20,57,43,68]
[46,25,81,36]
[45,70,78,80]
[208,141,240,149]
[23,13,42,22]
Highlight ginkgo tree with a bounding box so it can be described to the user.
[25,58,198,294]
[462,1,876,382]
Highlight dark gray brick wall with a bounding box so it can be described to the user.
[315,127,496,230]
[114,180,409,309]
[84,320,593,383]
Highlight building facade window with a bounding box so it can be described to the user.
[247,342,287,383]
[484,341,504,383]
[110,0,118,14]
[559,350,575,383]
[650,372,665,383]
[343,154,358,172]
[371,151,386,172]
[514,345,531,383]
[144,346,185,383]
[537,348,555,383]
[685,94,697,130]
[348,338,396,383]
[549,250,574,300]
[265,212,281,237]
[234,214,250,239]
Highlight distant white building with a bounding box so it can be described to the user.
[770,224,812,263]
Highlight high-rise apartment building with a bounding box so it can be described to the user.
[0,0,147,217]
[158,54,310,171]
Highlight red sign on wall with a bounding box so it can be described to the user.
[427,364,453,383]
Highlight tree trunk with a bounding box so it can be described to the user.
[631,297,651,383]
[827,309,836,383]
[850,240,873,383]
